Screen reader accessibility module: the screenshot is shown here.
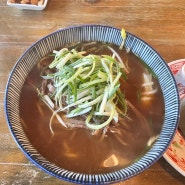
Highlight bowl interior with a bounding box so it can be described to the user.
[4,25,179,184]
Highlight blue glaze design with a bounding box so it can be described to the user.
[4,25,180,184]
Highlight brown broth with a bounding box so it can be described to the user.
[20,42,165,174]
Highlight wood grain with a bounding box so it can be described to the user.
[1,0,185,184]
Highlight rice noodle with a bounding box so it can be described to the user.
[107,46,130,73]
[141,72,157,102]
[126,100,151,134]
[147,135,159,146]
[40,95,67,133]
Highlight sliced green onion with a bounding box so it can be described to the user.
[39,45,128,131]
[85,105,116,130]
[67,107,92,118]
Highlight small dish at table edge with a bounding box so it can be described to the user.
[163,59,185,177]
[7,0,48,10]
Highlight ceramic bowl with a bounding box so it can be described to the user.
[4,25,180,184]
[163,59,185,177]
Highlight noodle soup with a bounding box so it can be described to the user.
[20,42,164,174]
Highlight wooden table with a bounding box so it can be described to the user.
[1,0,185,184]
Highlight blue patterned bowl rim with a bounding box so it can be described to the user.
[4,24,180,184]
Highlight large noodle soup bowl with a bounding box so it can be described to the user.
[4,25,179,184]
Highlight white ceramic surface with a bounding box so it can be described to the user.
[164,59,185,177]
[7,0,48,10]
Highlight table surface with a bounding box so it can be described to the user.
[1,0,185,184]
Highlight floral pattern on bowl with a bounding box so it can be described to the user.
[163,59,185,176]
